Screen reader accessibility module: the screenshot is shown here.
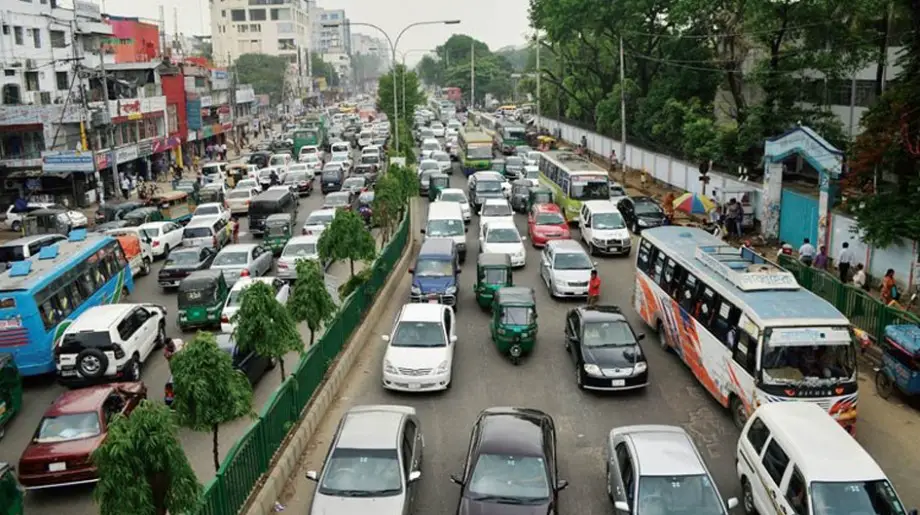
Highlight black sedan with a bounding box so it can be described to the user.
[451,407,568,514]
[565,306,649,391]
[352,163,379,185]
[283,171,313,196]
[616,196,667,233]
[165,333,274,405]
[157,246,216,289]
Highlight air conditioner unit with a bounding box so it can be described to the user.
[91,109,111,128]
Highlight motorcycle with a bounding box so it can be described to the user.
[358,204,373,227]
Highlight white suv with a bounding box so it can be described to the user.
[55,303,167,386]
[382,303,457,392]
[578,200,632,256]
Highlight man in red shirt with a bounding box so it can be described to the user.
[587,270,601,306]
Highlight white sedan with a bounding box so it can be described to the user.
[220,276,291,333]
[436,188,472,223]
[381,303,457,392]
[138,221,184,257]
[479,220,527,268]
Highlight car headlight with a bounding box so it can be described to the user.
[593,237,605,245]
[435,360,449,374]
[384,360,398,374]
[634,361,648,374]
[411,286,421,294]
[638,219,650,227]
[583,363,603,376]
[445,286,457,294]
[554,278,566,287]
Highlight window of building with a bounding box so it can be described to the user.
[1,25,8,35]
[24,71,39,91]
[55,71,68,90]
[249,8,266,21]
[270,7,290,20]
[4,70,14,77]
[167,104,178,133]
[2,84,21,104]
[278,38,295,50]
[230,9,246,21]
[0,130,44,159]
[30,28,40,48]
[13,27,23,45]
[277,22,294,33]
[249,24,260,32]
[221,9,226,17]
[237,24,248,32]
[49,29,66,48]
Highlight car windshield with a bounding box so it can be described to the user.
[536,212,565,225]
[360,156,378,164]
[331,154,347,162]
[225,288,250,308]
[635,200,663,215]
[440,193,466,204]
[318,448,402,497]
[525,170,540,180]
[214,252,249,266]
[322,171,341,180]
[286,173,307,182]
[476,181,502,193]
[434,154,450,162]
[610,185,627,196]
[810,480,906,515]
[507,157,523,166]
[326,196,348,206]
[139,227,159,239]
[391,321,446,347]
[761,327,857,384]
[482,203,512,217]
[554,252,592,270]
[420,162,439,171]
[343,179,364,188]
[166,252,200,266]
[501,307,534,325]
[35,412,101,443]
[183,227,212,239]
[583,321,636,347]
[468,453,549,501]
[422,143,439,151]
[487,228,521,243]
[414,258,453,277]
[307,213,334,225]
[427,219,464,237]
[196,206,219,216]
[283,242,316,257]
[266,224,289,236]
[593,212,626,229]
[637,475,725,515]
[228,190,251,199]
[260,170,275,179]
[570,179,609,201]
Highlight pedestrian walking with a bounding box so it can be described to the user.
[798,238,816,266]
[838,241,854,282]
[813,245,829,270]
[231,217,240,243]
[587,270,601,306]
[221,142,228,160]
[726,198,743,237]
[608,149,618,172]
[881,269,899,305]
[120,173,130,199]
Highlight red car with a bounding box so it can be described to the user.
[528,204,571,246]
[17,382,146,490]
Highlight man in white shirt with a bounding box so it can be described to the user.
[838,241,854,282]
[798,238,816,266]
[852,264,867,289]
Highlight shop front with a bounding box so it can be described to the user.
[34,151,99,208]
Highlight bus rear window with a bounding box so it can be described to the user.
[0,245,26,263]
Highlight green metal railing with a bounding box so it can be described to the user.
[191,213,410,515]
[778,255,920,341]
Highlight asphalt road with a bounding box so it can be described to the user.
[0,150,370,514]
[282,159,920,514]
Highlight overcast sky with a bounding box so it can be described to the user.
[99,0,532,64]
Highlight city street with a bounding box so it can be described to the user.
[0,165,363,514]
[281,163,920,513]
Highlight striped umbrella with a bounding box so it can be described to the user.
[673,192,717,214]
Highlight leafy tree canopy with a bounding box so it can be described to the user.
[234,281,303,379]
[287,259,337,347]
[311,52,340,87]
[235,53,289,105]
[317,209,377,277]
[415,34,515,105]
[377,64,424,124]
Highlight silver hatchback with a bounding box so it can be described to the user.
[306,405,423,515]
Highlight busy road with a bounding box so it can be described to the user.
[282,155,920,513]
[0,150,368,514]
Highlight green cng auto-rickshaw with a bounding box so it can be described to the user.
[428,173,451,201]
[177,270,229,330]
[0,354,22,439]
[0,462,23,515]
[527,186,554,211]
[490,286,538,365]
[475,253,513,309]
[264,213,294,255]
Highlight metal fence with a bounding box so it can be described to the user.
[191,212,410,515]
[778,255,920,342]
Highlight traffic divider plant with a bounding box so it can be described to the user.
[189,211,410,515]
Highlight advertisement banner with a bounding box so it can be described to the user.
[186,98,202,130]
[153,135,182,154]
[42,151,95,173]
[115,145,139,164]
[95,152,111,169]
[137,140,154,158]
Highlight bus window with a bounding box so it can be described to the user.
[671,264,687,298]
[698,287,718,327]
[732,330,758,374]
[661,258,676,294]
[678,273,699,312]
[636,240,654,273]
[712,301,741,346]
[652,253,665,284]
[561,177,569,195]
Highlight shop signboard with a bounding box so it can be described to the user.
[42,151,95,173]
[95,151,111,169]
[187,98,202,130]
[115,145,139,164]
[211,70,229,91]
[137,140,154,158]
[200,96,212,108]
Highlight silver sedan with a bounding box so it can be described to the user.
[210,243,273,287]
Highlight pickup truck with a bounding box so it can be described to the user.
[105,229,154,277]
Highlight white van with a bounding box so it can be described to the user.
[578,200,631,256]
[736,402,914,515]
[423,201,468,262]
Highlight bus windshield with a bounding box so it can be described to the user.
[760,327,857,385]
[570,177,609,201]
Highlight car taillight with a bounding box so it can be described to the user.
[152,240,160,247]
[278,262,288,269]
[113,344,125,360]
[221,314,229,323]
[240,269,250,277]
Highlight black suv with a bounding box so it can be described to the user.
[616,196,667,233]
[564,305,649,391]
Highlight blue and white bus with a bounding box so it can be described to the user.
[0,230,134,376]
[634,227,859,433]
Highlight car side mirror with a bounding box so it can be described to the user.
[450,335,458,343]
[637,333,646,341]
[464,227,468,233]
[381,334,390,342]
[305,470,318,482]
[727,498,739,510]
[556,479,569,491]
[450,474,464,485]
[614,500,630,513]
[420,228,426,233]
[408,268,414,274]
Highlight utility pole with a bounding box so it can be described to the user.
[535,34,541,125]
[228,52,238,151]
[99,43,117,204]
[618,36,626,168]
[470,41,475,110]
[306,47,314,101]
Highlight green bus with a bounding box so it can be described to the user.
[293,128,320,156]
[498,124,527,155]
[300,115,327,149]
[537,150,610,222]
[459,130,494,176]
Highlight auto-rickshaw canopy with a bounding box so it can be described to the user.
[495,286,536,308]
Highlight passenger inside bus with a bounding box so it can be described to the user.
[761,343,855,381]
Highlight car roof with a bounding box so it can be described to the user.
[287,235,319,244]
[47,384,122,416]
[1,234,59,246]
[187,215,220,227]
[577,305,628,323]
[484,220,518,232]
[139,221,170,228]
[440,188,465,194]
[418,237,455,256]
[68,304,135,332]
[197,202,223,209]
[753,403,886,481]
[398,303,445,322]
[615,425,707,476]
[547,240,586,253]
[483,198,509,205]
[230,276,276,291]
[473,171,503,180]
[218,243,257,254]
[534,203,562,213]
[583,200,619,212]
[477,408,548,456]
[337,406,410,449]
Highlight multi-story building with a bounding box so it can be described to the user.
[311,7,349,54]
[105,16,160,64]
[210,0,313,67]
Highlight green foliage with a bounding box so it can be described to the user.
[377,64,424,123]
[93,400,201,515]
[317,209,377,278]
[311,52,340,87]
[234,281,303,379]
[371,173,403,240]
[415,34,515,105]
[287,259,337,347]
[235,53,289,105]
[170,332,253,471]
[496,45,531,72]
[339,267,372,298]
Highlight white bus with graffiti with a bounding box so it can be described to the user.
[633,226,859,432]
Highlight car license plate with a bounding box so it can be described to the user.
[428,299,438,304]
[48,462,67,472]
[611,379,626,387]
[59,355,76,366]
[407,383,420,389]
[60,370,77,377]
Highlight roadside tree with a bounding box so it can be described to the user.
[93,400,201,515]
[287,259,337,347]
[234,281,303,380]
[371,174,403,241]
[317,209,377,278]
[170,331,253,471]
